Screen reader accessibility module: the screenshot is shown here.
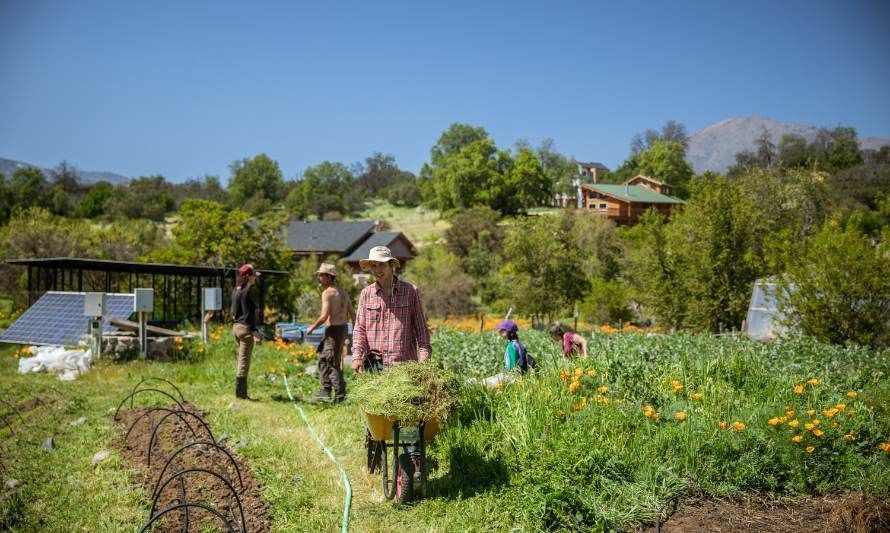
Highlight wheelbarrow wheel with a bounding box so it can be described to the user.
[395,453,415,504]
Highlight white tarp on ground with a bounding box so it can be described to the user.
[17,345,93,381]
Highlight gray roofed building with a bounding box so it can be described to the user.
[285,220,376,256]
[342,231,417,272]
[578,161,610,171]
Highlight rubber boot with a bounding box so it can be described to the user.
[236,377,247,399]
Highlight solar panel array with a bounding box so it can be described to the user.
[0,291,135,346]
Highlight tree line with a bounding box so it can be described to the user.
[1,121,888,348]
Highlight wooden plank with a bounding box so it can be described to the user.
[108,317,184,337]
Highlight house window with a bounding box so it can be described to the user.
[599,203,607,210]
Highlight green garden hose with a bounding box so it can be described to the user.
[283,375,352,533]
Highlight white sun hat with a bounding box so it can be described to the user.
[359,246,401,271]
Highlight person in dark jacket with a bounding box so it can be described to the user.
[232,263,263,399]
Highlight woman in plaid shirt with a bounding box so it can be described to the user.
[350,246,431,372]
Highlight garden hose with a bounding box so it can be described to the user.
[283,375,352,533]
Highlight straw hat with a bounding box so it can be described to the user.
[359,246,401,271]
[315,263,337,277]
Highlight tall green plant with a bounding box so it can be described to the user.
[777,223,890,348]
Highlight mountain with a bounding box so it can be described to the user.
[0,157,129,185]
[687,116,890,174]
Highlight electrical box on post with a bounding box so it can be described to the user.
[84,293,106,317]
[134,288,154,312]
[203,288,222,311]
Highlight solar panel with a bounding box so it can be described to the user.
[0,291,134,346]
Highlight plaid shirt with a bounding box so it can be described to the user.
[352,277,431,367]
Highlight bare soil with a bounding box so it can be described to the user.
[644,493,890,533]
[114,403,270,532]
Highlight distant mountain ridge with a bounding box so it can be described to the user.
[687,115,890,174]
[0,157,129,185]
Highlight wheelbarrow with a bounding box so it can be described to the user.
[363,411,441,504]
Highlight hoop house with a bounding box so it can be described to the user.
[745,279,795,340]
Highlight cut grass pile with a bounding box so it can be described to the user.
[351,361,459,423]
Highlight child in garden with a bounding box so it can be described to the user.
[495,319,533,374]
[549,323,588,358]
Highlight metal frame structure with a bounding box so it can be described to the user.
[6,257,286,324]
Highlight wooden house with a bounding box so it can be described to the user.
[578,175,684,225]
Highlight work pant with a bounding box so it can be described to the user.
[232,323,254,378]
[318,325,347,399]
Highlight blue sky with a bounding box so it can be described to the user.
[1,0,888,182]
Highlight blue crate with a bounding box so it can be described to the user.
[275,322,353,345]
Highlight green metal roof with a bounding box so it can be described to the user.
[583,184,685,204]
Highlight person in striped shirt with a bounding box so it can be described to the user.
[350,246,431,372]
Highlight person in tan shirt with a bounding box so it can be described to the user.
[306,263,355,402]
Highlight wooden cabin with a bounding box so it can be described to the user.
[578,176,684,225]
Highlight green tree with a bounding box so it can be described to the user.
[498,147,551,213]
[777,223,890,349]
[532,138,577,196]
[404,246,476,317]
[228,153,285,213]
[430,123,489,166]
[578,278,634,325]
[625,210,688,330]
[385,180,422,207]
[444,206,503,258]
[777,133,810,169]
[736,168,830,239]
[605,152,641,184]
[47,185,71,216]
[8,166,49,213]
[570,212,623,281]
[427,125,552,215]
[678,177,767,331]
[286,161,360,219]
[630,120,689,154]
[0,172,9,223]
[431,138,501,212]
[356,152,416,196]
[831,162,890,212]
[500,213,589,322]
[106,176,175,221]
[153,199,295,315]
[75,181,114,218]
[827,126,863,171]
[0,208,164,306]
[154,199,254,267]
[444,206,504,305]
[627,177,768,332]
[636,141,694,197]
[172,175,227,206]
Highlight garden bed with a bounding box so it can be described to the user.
[114,403,270,532]
[651,493,890,532]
